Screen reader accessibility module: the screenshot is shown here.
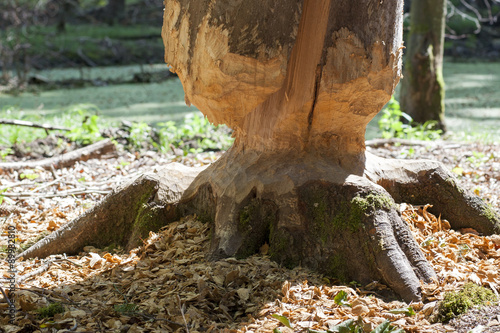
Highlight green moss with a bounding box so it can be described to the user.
[332,193,394,232]
[444,177,465,195]
[269,225,297,268]
[114,303,139,315]
[125,184,168,245]
[305,187,330,242]
[37,302,64,319]
[19,231,50,252]
[103,243,122,253]
[236,199,275,259]
[434,283,498,323]
[314,201,329,243]
[325,254,349,282]
[197,211,213,224]
[238,204,254,232]
[482,203,498,223]
[132,203,165,238]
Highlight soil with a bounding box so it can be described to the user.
[450,306,500,333]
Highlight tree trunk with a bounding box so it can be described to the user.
[160,0,498,302]
[400,0,447,131]
[104,0,125,25]
[19,0,499,303]
[56,0,71,33]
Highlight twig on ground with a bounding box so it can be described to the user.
[177,294,190,333]
[60,258,83,268]
[365,138,435,148]
[0,119,70,131]
[365,138,463,150]
[69,319,78,331]
[17,286,76,305]
[50,164,60,181]
[30,175,68,193]
[0,285,14,308]
[77,48,97,67]
[2,188,111,199]
[17,259,54,284]
[0,139,117,171]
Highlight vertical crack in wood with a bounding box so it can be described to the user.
[307,64,323,132]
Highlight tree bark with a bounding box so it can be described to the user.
[104,0,126,25]
[400,0,447,131]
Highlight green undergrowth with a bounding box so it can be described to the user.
[1,24,162,69]
[433,282,498,323]
[378,96,443,141]
[36,302,65,319]
[0,104,110,148]
[0,104,234,159]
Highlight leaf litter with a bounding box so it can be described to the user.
[0,141,499,332]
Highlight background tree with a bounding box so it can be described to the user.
[103,0,126,25]
[19,0,500,303]
[400,0,447,131]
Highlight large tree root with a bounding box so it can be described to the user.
[0,139,117,172]
[17,163,205,260]
[18,151,500,302]
[365,153,500,235]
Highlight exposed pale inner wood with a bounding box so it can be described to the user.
[162,0,403,166]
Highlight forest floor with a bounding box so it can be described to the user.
[0,140,499,333]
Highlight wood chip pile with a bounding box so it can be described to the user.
[0,142,499,332]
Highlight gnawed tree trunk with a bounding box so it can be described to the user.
[19,0,499,302]
[161,0,498,302]
[400,0,447,131]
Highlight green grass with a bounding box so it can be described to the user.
[441,61,500,143]
[367,60,500,142]
[31,64,166,82]
[1,60,499,143]
[1,23,163,68]
[0,78,193,124]
[0,104,111,146]
[36,302,65,319]
[0,104,233,156]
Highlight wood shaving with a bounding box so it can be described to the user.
[0,142,499,332]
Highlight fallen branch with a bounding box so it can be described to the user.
[77,48,97,67]
[17,259,54,284]
[0,285,13,308]
[0,139,117,171]
[365,138,436,147]
[0,119,70,131]
[177,295,190,333]
[2,188,111,199]
[18,286,77,305]
[365,138,461,149]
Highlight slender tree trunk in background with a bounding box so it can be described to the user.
[56,0,71,32]
[104,0,125,25]
[400,0,447,131]
[19,0,500,303]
